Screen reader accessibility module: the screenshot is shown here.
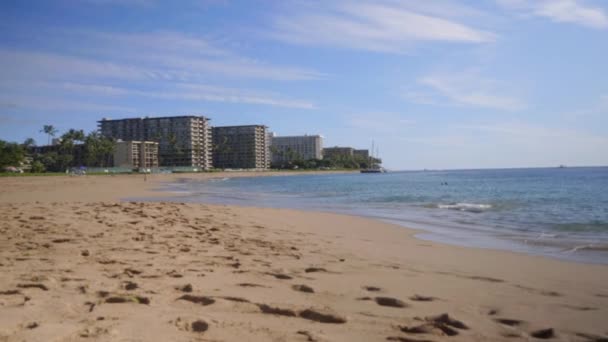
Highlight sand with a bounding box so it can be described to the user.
[0,173,607,341]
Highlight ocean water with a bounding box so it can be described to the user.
[156,167,608,264]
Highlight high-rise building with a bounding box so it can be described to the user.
[322,146,354,160]
[113,140,159,169]
[98,116,212,169]
[353,149,369,159]
[213,125,270,169]
[271,135,323,164]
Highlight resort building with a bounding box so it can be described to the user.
[98,115,213,169]
[213,125,270,169]
[271,135,323,164]
[113,140,159,169]
[322,146,354,160]
[354,149,370,159]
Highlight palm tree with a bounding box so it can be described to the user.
[40,125,58,146]
[22,138,36,148]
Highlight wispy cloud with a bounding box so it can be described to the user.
[0,49,154,82]
[0,28,325,82]
[269,1,496,53]
[405,71,525,111]
[0,94,136,113]
[497,0,608,29]
[0,28,322,112]
[4,81,316,110]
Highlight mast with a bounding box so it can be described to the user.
[371,140,375,169]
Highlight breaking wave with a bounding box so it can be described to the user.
[435,203,493,213]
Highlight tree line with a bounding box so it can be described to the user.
[0,125,116,173]
[270,146,380,170]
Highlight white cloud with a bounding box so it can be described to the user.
[270,1,495,53]
[406,71,525,111]
[0,50,153,81]
[497,0,608,29]
[0,28,323,113]
[0,94,136,113]
[6,81,316,110]
[149,83,316,109]
[78,30,325,81]
[0,29,325,83]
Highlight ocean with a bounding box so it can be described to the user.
[155,167,608,264]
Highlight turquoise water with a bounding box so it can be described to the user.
[158,167,608,264]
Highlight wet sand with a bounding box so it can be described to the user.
[1,173,607,341]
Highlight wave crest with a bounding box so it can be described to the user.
[435,203,493,213]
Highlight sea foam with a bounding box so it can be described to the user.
[437,203,493,213]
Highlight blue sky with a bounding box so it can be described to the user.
[1,0,607,170]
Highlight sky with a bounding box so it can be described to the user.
[0,0,607,170]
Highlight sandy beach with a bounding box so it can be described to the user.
[1,173,607,342]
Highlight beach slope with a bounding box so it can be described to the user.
[0,174,607,341]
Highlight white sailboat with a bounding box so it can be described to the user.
[360,140,386,173]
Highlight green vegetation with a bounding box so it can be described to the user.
[40,125,58,145]
[270,146,378,170]
[0,125,116,174]
[0,140,26,169]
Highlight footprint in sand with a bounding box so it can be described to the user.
[123,281,138,290]
[256,303,347,324]
[237,283,267,288]
[105,295,150,305]
[363,286,382,292]
[375,297,408,308]
[176,284,193,293]
[268,272,293,280]
[174,317,209,333]
[409,295,436,302]
[400,313,468,337]
[218,296,250,303]
[257,303,297,316]
[292,284,315,293]
[177,294,215,306]
[530,328,555,339]
[494,318,524,327]
[17,283,48,291]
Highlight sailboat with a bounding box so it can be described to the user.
[360,140,386,173]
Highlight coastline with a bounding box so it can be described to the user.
[1,173,607,341]
[149,172,608,266]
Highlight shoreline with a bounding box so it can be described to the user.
[150,174,608,266]
[1,172,607,341]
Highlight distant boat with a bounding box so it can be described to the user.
[558,165,567,169]
[361,140,387,174]
[361,168,384,174]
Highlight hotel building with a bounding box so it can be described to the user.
[271,135,323,164]
[322,146,355,160]
[113,140,159,169]
[212,125,270,169]
[98,116,213,169]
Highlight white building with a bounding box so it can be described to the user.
[271,135,323,164]
[113,140,159,169]
[99,115,212,169]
